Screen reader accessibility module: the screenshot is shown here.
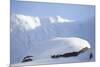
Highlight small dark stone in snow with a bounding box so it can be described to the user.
[90,53,93,60]
[22,56,33,63]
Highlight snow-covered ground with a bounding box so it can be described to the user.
[10,14,95,66]
[11,51,93,67]
[11,37,92,67]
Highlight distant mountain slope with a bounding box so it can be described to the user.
[10,14,95,64]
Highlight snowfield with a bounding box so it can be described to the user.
[10,14,95,66]
[33,37,90,59]
[11,37,92,67]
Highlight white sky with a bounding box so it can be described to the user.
[18,0,95,5]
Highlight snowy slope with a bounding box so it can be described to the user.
[11,50,92,67]
[10,14,94,65]
[11,37,91,67]
[30,37,91,60]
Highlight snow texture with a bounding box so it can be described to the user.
[10,14,95,66]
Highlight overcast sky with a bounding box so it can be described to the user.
[11,0,95,21]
